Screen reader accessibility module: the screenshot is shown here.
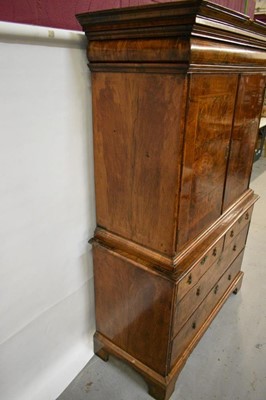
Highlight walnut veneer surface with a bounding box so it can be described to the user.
[77,2,266,399]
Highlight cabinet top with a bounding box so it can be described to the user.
[77,0,266,72]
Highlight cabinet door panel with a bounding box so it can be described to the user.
[223,74,266,210]
[178,74,238,249]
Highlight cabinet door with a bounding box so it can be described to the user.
[178,74,238,249]
[223,74,266,211]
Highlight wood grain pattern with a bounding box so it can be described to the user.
[167,271,244,385]
[94,189,257,272]
[88,38,190,64]
[92,72,186,255]
[190,38,266,70]
[223,74,266,210]
[77,0,266,73]
[178,74,238,248]
[91,204,254,398]
[93,268,244,400]
[93,243,174,376]
[223,205,253,248]
[175,237,224,302]
[170,250,244,368]
[173,225,248,336]
[77,2,266,399]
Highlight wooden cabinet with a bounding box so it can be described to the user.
[77,1,266,399]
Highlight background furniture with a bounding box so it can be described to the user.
[77,1,266,399]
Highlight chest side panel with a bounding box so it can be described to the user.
[93,244,174,376]
[92,72,186,255]
[177,74,238,249]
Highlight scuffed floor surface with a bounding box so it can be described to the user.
[58,156,266,400]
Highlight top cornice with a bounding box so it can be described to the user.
[76,1,266,72]
[77,1,266,43]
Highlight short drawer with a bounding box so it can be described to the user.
[177,237,224,301]
[224,205,253,248]
[172,224,248,337]
[170,250,244,369]
[222,223,249,267]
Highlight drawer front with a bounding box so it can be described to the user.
[177,237,224,301]
[223,223,249,266]
[224,205,253,248]
[172,224,249,337]
[170,250,244,368]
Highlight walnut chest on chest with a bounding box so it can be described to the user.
[77,2,266,399]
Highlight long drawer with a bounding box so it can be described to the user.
[170,249,244,369]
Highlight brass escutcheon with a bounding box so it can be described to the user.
[201,256,207,265]
[214,285,219,294]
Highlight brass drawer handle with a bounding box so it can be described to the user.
[196,287,201,296]
[201,256,207,265]
[192,322,197,330]
[245,212,249,220]
[230,230,234,238]
[214,285,219,294]
[228,274,232,281]
[212,247,217,257]
[233,245,237,251]
[187,274,192,285]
